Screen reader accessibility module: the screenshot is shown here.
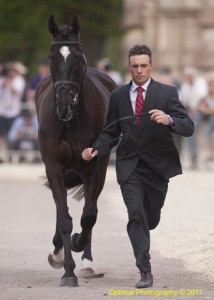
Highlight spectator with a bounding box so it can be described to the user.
[24,59,49,108]
[180,66,208,169]
[158,66,181,91]
[0,61,27,162]
[158,67,182,153]
[7,108,39,162]
[199,79,214,164]
[96,57,123,86]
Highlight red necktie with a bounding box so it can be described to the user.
[135,86,144,125]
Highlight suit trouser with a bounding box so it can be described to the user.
[120,159,168,272]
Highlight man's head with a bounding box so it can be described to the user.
[128,44,152,86]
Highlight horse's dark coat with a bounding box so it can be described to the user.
[35,15,116,286]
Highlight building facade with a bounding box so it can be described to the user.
[122,0,214,79]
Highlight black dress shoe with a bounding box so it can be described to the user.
[135,272,153,288]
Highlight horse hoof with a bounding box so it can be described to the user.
[60,276,79,287]
[48,253,64,269]
[79,267,105,279]
[70,233,85,252]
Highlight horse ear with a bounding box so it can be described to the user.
[48,15,59,36]
[72,15,80,36]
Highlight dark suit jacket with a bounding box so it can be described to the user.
[93,79,194,184]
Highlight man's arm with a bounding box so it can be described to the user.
[82,91,121,160]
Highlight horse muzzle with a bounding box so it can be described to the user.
[55,104,73,121]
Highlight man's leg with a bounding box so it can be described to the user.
[120,173,151,273]
[143,183,168,230]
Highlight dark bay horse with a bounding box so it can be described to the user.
[35,15,116,287]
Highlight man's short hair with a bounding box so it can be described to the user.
[128,45,152,63]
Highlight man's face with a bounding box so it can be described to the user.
[129,54,152,86]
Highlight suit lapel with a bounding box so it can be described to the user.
[119,82,136,127]
[143,78,160,112]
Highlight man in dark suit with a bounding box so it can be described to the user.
[82,45,194,288]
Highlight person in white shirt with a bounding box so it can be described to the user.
[82,44,194,289]
[96,57,123,86]
[0,62,27,162]
[199,79,214,164]
[180,66,208,169]
[7,108,39,162]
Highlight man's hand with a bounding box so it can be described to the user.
[149,109,170,125]
[82,148,98,161]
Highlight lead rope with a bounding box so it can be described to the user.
[93,112,150,151]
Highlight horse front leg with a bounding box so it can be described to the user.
[46,164,78,287]
[48,212,64,269]
[79,231,105,279]
[79,231,93,278]
[70,160,107,252]
[70,173,99,253]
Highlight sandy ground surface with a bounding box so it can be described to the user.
[0,162,213,300]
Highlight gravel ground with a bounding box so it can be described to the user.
[0,162,213,300]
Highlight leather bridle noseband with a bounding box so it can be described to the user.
[51,40,87,107]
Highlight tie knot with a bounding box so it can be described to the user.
[136,86,144,93]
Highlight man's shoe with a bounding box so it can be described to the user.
[135,272,153,289]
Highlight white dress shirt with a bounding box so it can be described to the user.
[129,78,151,113]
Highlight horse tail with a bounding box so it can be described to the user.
[43,170,84,201]
[64,170,84,201]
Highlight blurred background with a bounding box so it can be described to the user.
[0,0,214,170]
[1,0,214,77]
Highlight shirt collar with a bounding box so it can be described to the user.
[131,77,151,92]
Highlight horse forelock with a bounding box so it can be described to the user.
[58,25,80,41]
[59,25,72,38]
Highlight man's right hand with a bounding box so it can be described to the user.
[82,148,98,161]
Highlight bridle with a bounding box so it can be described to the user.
[51,40,87,107]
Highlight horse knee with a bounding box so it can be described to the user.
[58,215,73,234]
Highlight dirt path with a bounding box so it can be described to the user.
[0,163,213,299]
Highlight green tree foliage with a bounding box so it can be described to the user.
[0,0,122,74]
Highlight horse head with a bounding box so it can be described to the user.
[48,15,87,121]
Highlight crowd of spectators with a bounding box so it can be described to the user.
[158,66,214,170]
[0,57,213,169]
[0,59,49,163]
